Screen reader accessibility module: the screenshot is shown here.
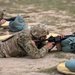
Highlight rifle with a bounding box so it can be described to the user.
[0,16,30,21]
[34,33,75,48]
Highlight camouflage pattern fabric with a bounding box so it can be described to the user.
[0,29,48,58]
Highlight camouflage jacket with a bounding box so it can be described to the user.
[0,30,48,58]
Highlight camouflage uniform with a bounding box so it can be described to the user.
[0,28,49,58]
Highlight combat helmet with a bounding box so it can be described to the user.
[30,24,49,39]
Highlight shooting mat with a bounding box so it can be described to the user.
[57,62,75,75]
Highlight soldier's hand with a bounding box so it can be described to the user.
[31,40,35,45]
[0,19,6,25]
[45,42,55,50]
[58,34,65,39]
[56,43,61,51]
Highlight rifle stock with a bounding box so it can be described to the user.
[0,16,30,21]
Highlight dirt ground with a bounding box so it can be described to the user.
[0,52,75,75]
[0,3,75,75]
[0,52,68,75]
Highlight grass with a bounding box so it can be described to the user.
[7,9,25,14]
[54,51,75,59]
[39,66,62,75]
[54,52,66,59]
[57,26,72,30]
[0,0,75,15]
[39,66,56,73]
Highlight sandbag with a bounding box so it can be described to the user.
[65,59,75,72]
[57,61,75,75]
[61,37,75,53]
[9,15,28,32]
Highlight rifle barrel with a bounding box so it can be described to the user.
[34,34,75,44]
[61,35,75,40]
[34,39,48,44]
[4,16,30,21]
[4,17,16,21]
